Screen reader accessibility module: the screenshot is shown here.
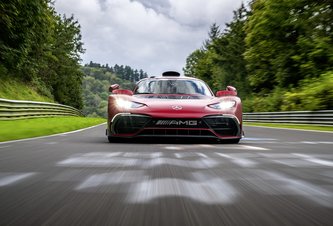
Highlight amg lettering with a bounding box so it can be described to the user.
[170,120,180,126]
[189,121,198,126]
[156,120,198,126]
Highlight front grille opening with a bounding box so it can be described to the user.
[203,117,239,136]
[113,116,150,134]
[204,117,230,128]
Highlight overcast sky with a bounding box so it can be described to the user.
[55,0,245,76]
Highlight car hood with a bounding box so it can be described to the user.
[142,98,213,111]
[128,95,230,117]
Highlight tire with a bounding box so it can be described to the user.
[228,138,240,144]
[108,136,120,143]
[219,138,240,144]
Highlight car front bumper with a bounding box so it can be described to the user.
[107,113,242,140]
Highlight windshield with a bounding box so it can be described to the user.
[134,79,213,96]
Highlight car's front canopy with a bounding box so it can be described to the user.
[134,79,213,96]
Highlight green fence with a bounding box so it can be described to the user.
[0,98,83,120]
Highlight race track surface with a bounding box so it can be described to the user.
[0,125,332,225]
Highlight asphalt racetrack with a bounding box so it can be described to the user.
[0,125,332,225]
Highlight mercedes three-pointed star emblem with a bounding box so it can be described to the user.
[172,105,183,110]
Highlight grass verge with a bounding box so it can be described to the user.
[244,122,333,132]
[0,117,106,142]
[0,77,53,102]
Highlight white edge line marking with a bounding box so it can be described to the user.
[241,145,270,151]
[245,125,333,133]
[0,122,106,144]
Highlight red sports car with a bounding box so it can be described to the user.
[106,71,242,143]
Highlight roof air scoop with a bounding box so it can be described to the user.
[162,71,180,76]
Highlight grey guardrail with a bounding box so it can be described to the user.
[243,110,333,126]
[0,98,83,120]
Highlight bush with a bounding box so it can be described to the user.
[282,71,333,111]
[243,72,333,112]
[243,88,284,112]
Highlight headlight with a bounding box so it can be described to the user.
[208,100,236,110]
[115,99,145,109]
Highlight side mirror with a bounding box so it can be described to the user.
[216,86,237,97]
[226,86,237,95]
[112,89,134,95]
[109,84,120,92]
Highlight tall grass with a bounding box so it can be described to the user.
[0,77,53,102]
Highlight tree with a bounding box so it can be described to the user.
[183,24,222,86]
[45,14,85,109]
[203,23,221,50]
[183,0,333,112]
[210,4,250,96]
[0,0,53,81]
[0,1,85,109]
[184,5,250,95]
[245,0,333,91]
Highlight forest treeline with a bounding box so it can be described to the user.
[86,61,148,82]
[2,0,332,113]
[184,0,333,112]
[82,64,147,117]
[0,0,84,109]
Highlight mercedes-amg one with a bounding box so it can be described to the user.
[106,71,242,143]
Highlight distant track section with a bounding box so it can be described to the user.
[244,110,333,126]
[0,98,83,120]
